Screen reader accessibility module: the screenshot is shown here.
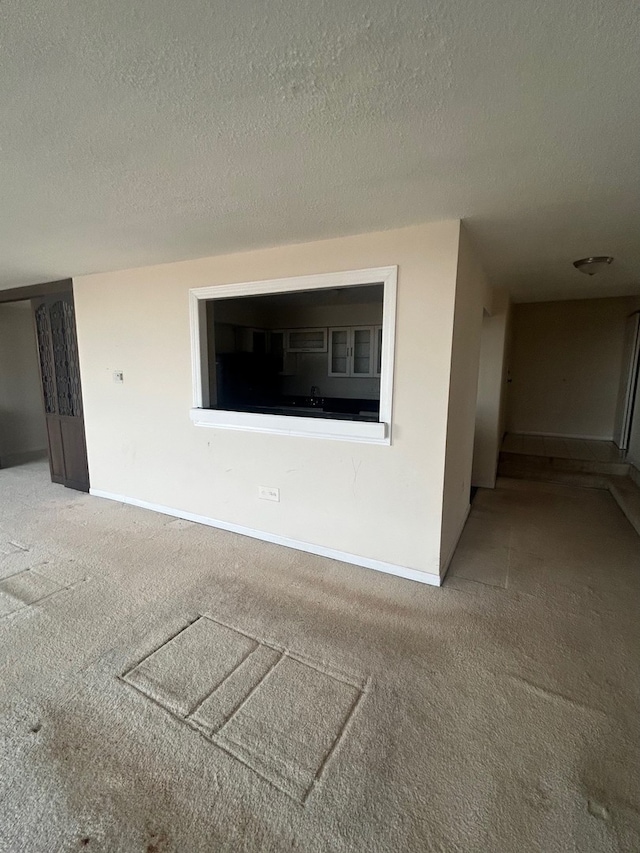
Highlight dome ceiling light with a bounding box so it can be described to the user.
[573,256,614,276]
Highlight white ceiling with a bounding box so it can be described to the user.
[1,0,639,302]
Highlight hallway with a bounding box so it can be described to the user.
[1,460,639,852]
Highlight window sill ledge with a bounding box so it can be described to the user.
[189,408,389,444]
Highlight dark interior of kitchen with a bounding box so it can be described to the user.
[206,284,383,423]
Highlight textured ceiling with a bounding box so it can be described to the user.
[1,0,639,302]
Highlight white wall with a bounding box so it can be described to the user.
[0,301,47,463]
[472,289,511,488]
[507,297,640,440]
[74,222,462,583]
[440,225,490,573]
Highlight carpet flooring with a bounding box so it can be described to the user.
[1,460,639,852]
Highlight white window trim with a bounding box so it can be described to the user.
[189,265,397,445]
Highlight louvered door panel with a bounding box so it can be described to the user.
[32,294,89,491]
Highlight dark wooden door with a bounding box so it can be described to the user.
[32,294,90,492]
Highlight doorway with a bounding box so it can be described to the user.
[613,311,640,452]
[0,280,89,492]
[0,302,47,468]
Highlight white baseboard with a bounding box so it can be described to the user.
[512,431,614,441]
[439,503,471,579]
[89,489,441,587]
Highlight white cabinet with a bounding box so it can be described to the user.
[374,325,383,377]
[352,327,374,376]
[328,326,377,377]
[328,327,349,376]
[285,328,328,353]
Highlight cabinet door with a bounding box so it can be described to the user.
[374,325,383,376]
[328,328,350,376]
[286,328,327,352]
[270,330,285,372]
[352,327,374,377]
[235,327,267,353]
[270,330,297,375]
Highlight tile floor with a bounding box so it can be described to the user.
[447,476,640,592]
[502,433,626,462]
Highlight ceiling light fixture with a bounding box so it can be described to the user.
[573,256,614,276]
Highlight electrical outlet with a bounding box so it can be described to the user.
[258,486,280,502]
[113,370,124,384]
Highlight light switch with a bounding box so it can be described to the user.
[113,371,124,384]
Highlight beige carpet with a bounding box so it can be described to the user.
[1,460,639,852]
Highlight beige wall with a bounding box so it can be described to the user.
[440,225,490,572]
[0,301,47,463]
[74,222,463,582]
[507,297,640,440]
[472,289,511,488]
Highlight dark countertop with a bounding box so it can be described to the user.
[228,404,379,422]
[215,396,380,422]
[282,395,379,413]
